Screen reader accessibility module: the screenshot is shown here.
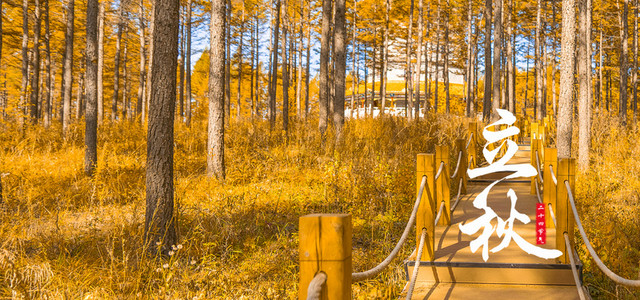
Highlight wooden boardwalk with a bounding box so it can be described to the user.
[404,144,583,299]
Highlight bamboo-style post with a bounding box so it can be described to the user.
[299,214,352,299]
[435,145,451,225]
[416,153,436,261]
[543,148,558,228]
[556,158,576,264]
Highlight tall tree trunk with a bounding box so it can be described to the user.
[491,0,502,120]
[416,0,424,118]
[380,0,390,115]
[465,0,473,117]
[297,0,304,118]
[634,0,638,123]
[281,0,289,132]
[145,0,179,254]
[551,0,558,116]
[598,29,603,110]
[145,8,156,123]
[350,1,356,118]
[558,0,576,158]
[578,0,591,169]
[30,0,42,123]
[237,1,245,120]
[123,41,129,119]
[620,0,629,125]
[425,3,431,110]
[444,9,450,114]
[250,18,255,119]
[21,0,29,128]
[524,39,530,118]
[269,0,282,129]
[76,67,84,119]
[334,0,346,138]
[98,2,104,123]
[186,0,192,126]
[137,0,146,118]
[112,4,124,121]
[535,0,543,120]
[44,0,52,127]
[483,0,492,121]
[435,4,441,112]
[406,0,415,119]
[319,0,331,133]
[507,0,515,114]
[225,0,231,125]
[208,0,226,180]
[62,0,74,132]
[305,4,311,119]
[85,0,98,176]
[178,12,185,119]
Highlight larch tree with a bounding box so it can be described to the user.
[482,0,491,121]
[444,6,450,114]
[112,3,125,121]
[269,0,281,129]
[405,0,414,119]
[304,2,311,119]
[415,0,424,118]
[619,0,629,125]
[578,0,592,170]
[85,0,98,176]
[145,0,180,255]
[465,0,473,117]
[634,0,638,123]
[334,0,346,139]
[185,0,192,126]
[137,0,146,118]
[30,0,42,123]
[535,0,543,120]
[281,0,289,133]
[380,0,389,115]
[318,0,331,135]
[208,0,226,180]
[20,0,28,126]
[61,0,73,132]
[558,0,576,158]
[98,2,104,123]
[43,0,52,128]
[237,0,246,120]
[506,0,515,114]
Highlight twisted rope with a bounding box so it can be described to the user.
[406,228,427,300]
[535,150,544,183]
[564,233,587,300]
[548,203,557,228]
[450,177,464,213]
[351,176,430,282]
[534,177,543,204]
[466,133,474,150]
[434,161,445,180]
[434,201,445,226]
[306,272,327,300]
[549,164,558,185]
[565,180,640,287]
[450,151,463,179]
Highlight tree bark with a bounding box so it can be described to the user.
[551,0,558,116]
[98,2,104,123]
[44,0,52,127]
[123,40,129,119]
[444,9,450,114]
[524,41,530,118]
[598,29,603,109]
[491,0,502,121]
[281,0,289,132]
[85,0,98,176]
[465,0,473,117]
[30,0,42,123]
[558,0,576,158]
[21,0,29,128]
[269,0,282,129]
[144,7,156,123]
[145,0,179,254]
[578,0,591,170]
[380,0,390,115]
[208,0,226,180]
[186,0,192,126]
[415,0,424,118]
[137,0,146,118]
[297,0,304,118]
[506,0,515,114]
[483,0,492,121]
[178,12,185,119]
[535,0,543,120]
[225,0,231,125]
[634,0,638,123]
[305,5,311,119]
[406,0,415,119]
[334,0,346,138]
[620,0,629,125]
[319,0,331,134]
[113,3,124,121]
[237,1,246,120]
[435,4,441,113]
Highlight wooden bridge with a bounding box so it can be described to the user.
[298,116,640,299]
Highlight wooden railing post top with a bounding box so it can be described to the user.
[299,214,352,262]
[557,158,577,177]
[435,145,450,160]
[417,153,436,172]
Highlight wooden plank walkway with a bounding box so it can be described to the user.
[404,144,583,299]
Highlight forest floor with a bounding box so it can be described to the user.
[0,112,638,299]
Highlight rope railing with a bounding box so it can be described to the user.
[534,177,543,204]
[466,133,474,150]
[450,177,464,213]
[564,233,587,300]
[351,175,430,282]
[535,150,544,184]
[565,180,640,287]
[434,200,445,226]
[549,165,558,185]
[548,203,557,228]
[405,228,427,300]
[306,272,327,300]
[450,151,463,179]
[434,161,445,180]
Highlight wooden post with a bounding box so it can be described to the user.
[538,125,545,158]
[455,138,467,194]
[555,158,576,264]
[299,214,352,300]
[543,148,558,228]
[435,145,451,225]
[468,122,477,168]
[530,135,538,195]
[416,153,436,261]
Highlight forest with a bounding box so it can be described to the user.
[0,0,639,297]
